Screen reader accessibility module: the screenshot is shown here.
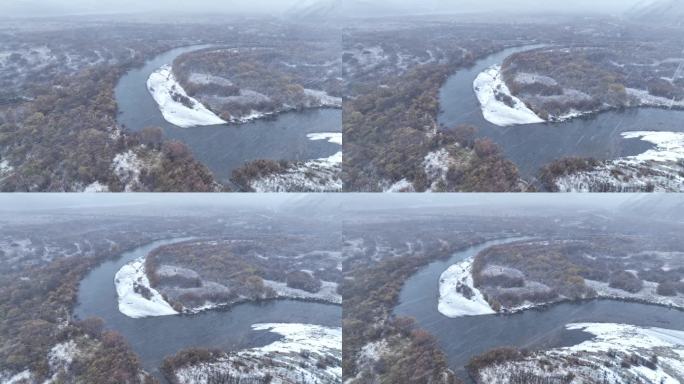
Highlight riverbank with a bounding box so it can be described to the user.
[550,130,684,192]
[166,323,342,384]
[472,323,684,383]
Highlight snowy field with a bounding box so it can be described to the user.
[115,257,179,318]
[250,132,342,192]
[147,65,227,128]
[473,65,545,126]
[554,131,684,192]
[476,323,684,384]
[173,323,342,384]
[264,280,342,304]
[438,258,496,318]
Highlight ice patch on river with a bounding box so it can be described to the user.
[438,258,496,318]
[173,323,341,384]
[307,132,342,145]
[474,65,545,126]
[115,257,179,318]
[251,323,341,356]
[554,131,684,192]
[147,65,227,128]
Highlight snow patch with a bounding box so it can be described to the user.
[249,133,342,192]
[423,149,457,190]
[251,323,341,356]
[0,370,32,384]
[147,65,227,128]
[554,131,684,192]
[112,150,143,192]
[476,323,684,384]
[474,65,545,126]
[115,257,179,318]
[0,160,12,174]
[384,179,416,193]
[304,89,342,108]
[173,323,341,384]
[263,280,341,304]
[438,258,496,318]
[82,181,109,193]
[627,87,684,109]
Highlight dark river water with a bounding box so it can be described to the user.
[73,239,341,381]
[394,238,684,381]
[438,46,684,179]
[115,46,341,182]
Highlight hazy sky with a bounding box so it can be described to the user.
[0,0,651,17]
[0,0,303,17]
[0,193,655,213]
[384,0,646,14]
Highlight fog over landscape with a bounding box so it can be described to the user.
[0,0,652,18]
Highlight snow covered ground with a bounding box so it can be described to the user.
[383,178,416,193]
[475,323,684,384]
[115,257,179,318]
[249,132,342,192]
[147,65,227,128]
[0,160,13,181]
[628,87,684,109]
[473,65,545,126]
[554,131,684,192]
[173,323,341,384]
[111,150,143,192]
[81,181,109,193]
[264,280,341,304]
[586,278,684,310]
[304,89,343,108]
[438,258,496,318]
[0,370,32,384]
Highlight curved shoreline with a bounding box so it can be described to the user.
[114,240,342,319]
[438,45,684,181]
[395,237,684,381]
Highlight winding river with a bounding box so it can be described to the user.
[73,239,341,381]
[438,46,684,180]
[115,46,341,183]
[394,238,684,381]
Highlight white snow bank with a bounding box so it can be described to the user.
[474,65,545,126]
[147,65,227,128]
[438,258,496,318]
[565,323,684,354]
[476,323,684,384]
[115,257,179,318]
[174,323,341,384]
